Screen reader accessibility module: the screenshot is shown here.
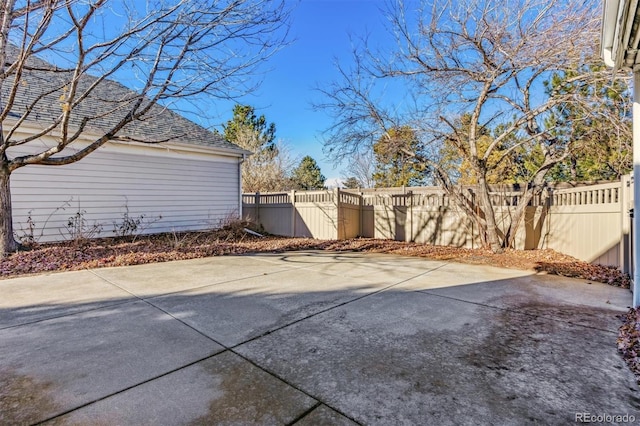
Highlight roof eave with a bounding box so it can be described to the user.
[601,0,640,72]
[3,118,252,158]
[158,140,253,157]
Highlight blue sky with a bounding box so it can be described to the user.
[21,0,390,184]
[211,0,389,184]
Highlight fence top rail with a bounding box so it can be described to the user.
[550,181,621,194]
[362,191,445,196]
[243,192,291,205]
[244,191,289,196]
[344,187,445,195]
[242,179,626,206]
[297,189,335,195]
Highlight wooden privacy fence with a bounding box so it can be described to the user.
[243,177,633,270]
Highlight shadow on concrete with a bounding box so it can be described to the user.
[0,252,638,425]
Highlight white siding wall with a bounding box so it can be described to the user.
[9,136,241,242]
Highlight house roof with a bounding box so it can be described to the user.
[3,47,247,154]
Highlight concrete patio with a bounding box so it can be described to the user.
[0,251,638,425]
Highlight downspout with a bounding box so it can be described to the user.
[626,2,640,308]
[238,153,245,220]
[633,73,640,307]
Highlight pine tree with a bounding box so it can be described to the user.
[222,105,291,192]
[372,126,428,187]
[291,156,326,190]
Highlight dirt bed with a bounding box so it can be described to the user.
[0,230,630,288]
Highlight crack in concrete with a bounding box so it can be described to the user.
[35,255,429,424]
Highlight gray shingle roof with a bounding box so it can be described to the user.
[3,48,245,154]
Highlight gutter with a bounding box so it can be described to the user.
[3,118,252,159]
[601,0,621,68]
[601,0,640,71]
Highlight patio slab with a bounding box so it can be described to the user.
[0,251,637,424]
[295,404,359,426]
[394,261,534,289]
[253,250,449,284]
[147,268,391,347]
[48,351,317,426]
[397,263,632,332]
[236,289,640,425]
[90,255,299,297]
[0,270,132,329]
[0,300,221,425]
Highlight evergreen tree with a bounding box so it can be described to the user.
[223,105,277,153]
[291,156,326,190]
[372,126,428,187]
[221,105,291,192]
[342,177,361,189]
[543,65,632,181]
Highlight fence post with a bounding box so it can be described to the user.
[290,190,296,237]
[408,190,414,242]
[335,187,342,239]
[255,192,260,225]
[622,174,631,274]
[543,187,552,250]
[469,188,476,249]
[359,192,364,237]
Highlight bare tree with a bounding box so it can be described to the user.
[0,0,290,257]
[318,0,610,252]
[222,103,297,192]
[341,149,376,189]
[236,129,297,192]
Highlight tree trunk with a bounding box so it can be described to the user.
[503,187,535,249]
[504,166,553,249]
[476,176,503,253]
[0,166,18,258]
[570,157,577,181]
